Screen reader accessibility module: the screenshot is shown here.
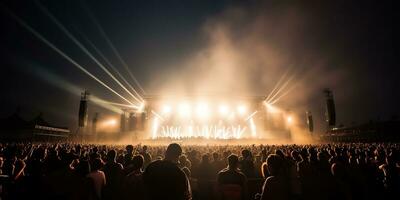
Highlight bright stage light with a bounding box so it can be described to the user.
[237,105,247,115]
[196,102,209,119]
[287,116,293,124]
[162,104,172,114]
[178,103,191,117]
[266,103,278,113]
[218,104,229,115]
[104,118,117,126]
[138,102,145,112]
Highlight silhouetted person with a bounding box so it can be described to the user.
[143,143,192,200]
[87,158,106,200]
[89,147,101,162]
[260,154,289,200]
[212,152,225,175]
[44,147,62,174]
[178,155,192,169]
[42,150,76,199]
[124,145,134,167]
[2,146,17,177]
[297,148,316,199]
[124,155,145,200]
[197,154,215,200]
[254,155,263,178]
[188,150,201,177]
[198,154,214,180]
[379,154,400,198]
[217,154,247,200]
[102,149,124,200]
[239,149,255,178]
[331,162,352,200]
[73,160,97,200]
[140,145,152,168]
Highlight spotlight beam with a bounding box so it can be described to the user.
[35,1,144,104]
[265,68,291,102]
[245,111,258,121]
[82,2,147,95]
[269,70,306,105]
[267,74,295,104]
[25,60,122,113]
[151,110,165,122]
[93,99,140,109]
[2,6,136,106]
[269,84,297,105]
[75,28,144,102]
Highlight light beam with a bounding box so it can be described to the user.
[267,74,295,104]
[268,84,297,105]
[35,1,144,104]
[82,2,147,95]
[2,7,137,106]
[265,68,291,102]
[74,27,144,102]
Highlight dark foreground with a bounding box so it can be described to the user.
[0,142,399,200]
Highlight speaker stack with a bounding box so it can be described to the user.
[324,89,336,127]
[128,112,137,131]
[78,91,89,128]
[306,111,313,133]
[120,110,127,133]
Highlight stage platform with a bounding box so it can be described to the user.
[101,136,303,146]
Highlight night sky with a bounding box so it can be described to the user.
[0,0,396,132]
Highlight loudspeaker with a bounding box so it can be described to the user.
[120,112,126,132]
[78,91,89,127]
[140,112,147,130]
[306,111,313,132]
[326,98,336,126]
[324,89,336,126]
[128,113,137,131]
[92,113,98,136]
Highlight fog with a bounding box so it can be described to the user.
[147,3,356,134]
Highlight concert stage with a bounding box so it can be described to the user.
[114,95,294,142]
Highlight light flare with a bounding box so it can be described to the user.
[178,103,191,117]
[237,105,247,115]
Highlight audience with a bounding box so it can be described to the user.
[0,142,399,200]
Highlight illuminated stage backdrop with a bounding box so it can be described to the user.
[127,95,293,140]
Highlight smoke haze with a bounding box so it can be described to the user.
[148,2,359,133]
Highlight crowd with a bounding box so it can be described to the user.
[0,142,399,200]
